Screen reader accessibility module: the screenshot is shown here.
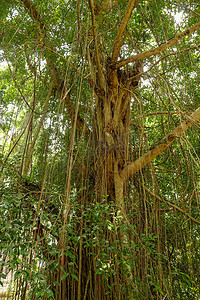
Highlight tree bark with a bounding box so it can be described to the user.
[116,21,200,68]
[21,0,85,130]
[121,106,200,182]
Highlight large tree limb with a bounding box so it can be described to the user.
[21,0,85,129]
[120,106,200,182]
[88,0,105,92]
[112,0,139,63]
[21,0,44,28]
[115,21,200,68]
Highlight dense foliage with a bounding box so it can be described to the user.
[0,0,200,299]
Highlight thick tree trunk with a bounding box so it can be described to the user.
[94,57,142,204]
[91,60,143,299]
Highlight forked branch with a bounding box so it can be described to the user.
[116,21,200,68]
[120,106,200,182]
[112,0,139,63]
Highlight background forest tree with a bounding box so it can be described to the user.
[0,0,200,299]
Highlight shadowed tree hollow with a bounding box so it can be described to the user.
[0,0,200,299]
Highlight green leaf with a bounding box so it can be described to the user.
[71,273,78,281]
[61,272,69,281]
[0,273,6,279]
[40,290,45,297]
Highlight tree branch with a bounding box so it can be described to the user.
[115,21,200,68]
[21,0,86,130]
[131,111,178,123]
[88,0,105,92]
[21,0,44,28]
[23,84,53,176]
[112,0,138,63]
[120,106,200,182]
[139,180,200,225]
